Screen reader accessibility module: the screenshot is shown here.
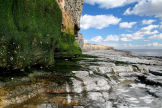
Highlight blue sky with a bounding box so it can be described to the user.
[79,0,162,49]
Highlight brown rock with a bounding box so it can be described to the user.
[57,0,84,35]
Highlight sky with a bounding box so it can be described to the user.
[79,0,162,49]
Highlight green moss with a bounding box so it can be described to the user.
[111,68,119,81]
[115,61,130,66]
[0,0,81,70]
[79,54,98,59]
[55,32,81,58]
[132,65,141,72]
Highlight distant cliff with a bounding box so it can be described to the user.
[0,0,84,70]
[83,44,114,51]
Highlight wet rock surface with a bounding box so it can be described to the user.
[1,50,162,108]
[84,50,162,108]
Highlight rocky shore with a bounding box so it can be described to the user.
[1,49,162,108]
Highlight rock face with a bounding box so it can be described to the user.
[75,33,84,49]
[0,0,83,69]
[83,44,114,51]
[57,0,84,49]
[57,0,84,35]
[83,50,162,108]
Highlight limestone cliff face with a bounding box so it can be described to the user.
[57,0,84,35]
[75,33,84,49]
[83,44,114,51]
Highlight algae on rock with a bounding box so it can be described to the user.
[0,0,81,70]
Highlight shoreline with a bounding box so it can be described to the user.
[114,49,162,60]
[1,49,162,108]
[119,49,162,57]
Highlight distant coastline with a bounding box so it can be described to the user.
[82,43,114,51]
[122,49,162,57]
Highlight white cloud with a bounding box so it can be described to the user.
[81,14,121,30]
[84,0,139,9]
[121,37,132,42]
[146,43,152,47]
[85,37,162,49]
[160,25,162,30]
[120,25,159,41]
[90,36,103,42]
[149,33,162,39]
[121,33,143,41]
[136,25,159,37]
[160,22,162,30]
[152,42,162,47]
[119,22,137,28]
[119,43,146,49]
[84,39,89,43]
[153,42,159,47]
[124,0,162,19]
[144,40,150,42]
[124,8,132,15]
[141,25,159,31]
[104,35,120,41]
[142,19,155,25]
[144,42,162,47]
[119,42,162,48]
[160,44,162,47]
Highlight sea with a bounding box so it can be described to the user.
[122,49,162,57]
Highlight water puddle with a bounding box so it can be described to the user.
[10,94,83,108]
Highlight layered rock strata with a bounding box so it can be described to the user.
[57,0,84,35]
[83,44,114,51]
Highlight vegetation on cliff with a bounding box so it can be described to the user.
[0,0,81,70]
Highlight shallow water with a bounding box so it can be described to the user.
[123,49,162,56]
[13,94,81,108]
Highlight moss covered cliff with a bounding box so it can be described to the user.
[0,0,82,70]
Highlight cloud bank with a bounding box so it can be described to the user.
[84,0,138,9]
[124,0,162,19]
[81,14,121,30]
[119,22,137,28]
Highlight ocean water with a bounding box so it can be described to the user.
[123,49,162,56]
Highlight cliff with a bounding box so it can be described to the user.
[57,0,83,35]
[83,44,114,51]
[75,33,84,49]
[0,0,83,70]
